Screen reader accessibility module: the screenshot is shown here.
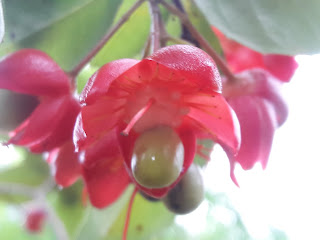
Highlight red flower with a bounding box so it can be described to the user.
[0,49,81,152]
[25,208,46,233]
[0,49,81,186]
[213,28,298,82]
[75,45,240,208]
[223,69,287,184]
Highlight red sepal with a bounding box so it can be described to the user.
[47,141,81,187]
[0,49,70,96]
[8,95,80,152]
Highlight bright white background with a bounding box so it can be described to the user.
[207,54,320,240]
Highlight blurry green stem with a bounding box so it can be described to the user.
[69,0,146,78]
[0,182,36,197]
[160,0,236,82]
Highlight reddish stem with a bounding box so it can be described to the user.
[69,0,146,78]
[160,1,237,82]
[122,187,138,240]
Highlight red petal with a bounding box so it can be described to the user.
[186,93,241,155]
[80,99,124,147]
[239,69,288,126]
[8,95,80,152]
[263,54,298,82]
[82,153,130,208]
[81,128,122,168]
[78,126,130,208]
[228,97,277,170]
[147,45,222,93]
[0,49,70,96]
[80,59,139,105]
[47,141,80,187]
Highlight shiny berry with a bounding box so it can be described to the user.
[131,126,184,189]
[163,164,204,214]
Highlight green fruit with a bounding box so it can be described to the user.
[163,164,204,214]
[131,126,184,189]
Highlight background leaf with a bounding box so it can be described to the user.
[91,0,150,67]
[106,189,175,240]
[0,0,4,43]
[49,182,87,239]
[181,0,222,54]
[196,0,320,55]
[1,0,123,70]
[0,147,49,203]
[75,186,134,240]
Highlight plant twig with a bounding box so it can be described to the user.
[42,198,69,240]
[148,0,161,53]
[69,0,146,78]
[0,182,37,197]
[160,0,236,82]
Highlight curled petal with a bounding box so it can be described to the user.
[224,69,288,126]
[82,153,130,208]
[228,96,277,170]
[147,45,222,92]
[81,128,122,168]
[8,95,80,152]
[79,127,130,208]
[241,69,288,126]
[186,93,241,155]
[80,59,139,105]
[0,49,70,96]
[47,141,81,187]
[263,54,298,82]
[213,27,297,82]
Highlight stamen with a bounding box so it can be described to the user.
[122,187,138,240]
[121,98,155,136]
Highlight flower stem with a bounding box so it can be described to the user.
[122,187,138,240]
[160,0,236,82]
[148,0,162,53]
[69,0,146,78]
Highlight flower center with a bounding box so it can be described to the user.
[124,85,188,133]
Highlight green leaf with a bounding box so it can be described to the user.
[74,186,135,240]
[0,147,49,203]
[182,0,222,54]
[1,0,122,70]
[0,0,4,43]
[91,0,150,67]
[106,189,175,240]
[76,63,99,93]
[0,148,49,185]
[196,0,320,55]
[49,182,87,239]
